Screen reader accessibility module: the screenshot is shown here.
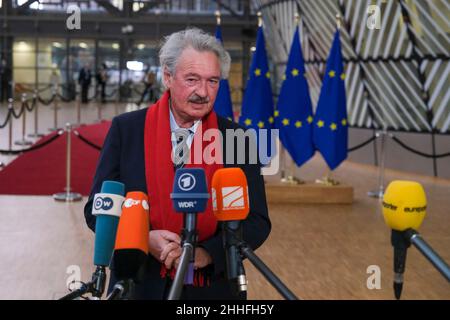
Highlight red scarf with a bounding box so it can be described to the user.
[144,91,223,284]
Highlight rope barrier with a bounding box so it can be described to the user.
[347,136,377,153]
[56,94,75,103]
[10,103,26,119]
[0,109,12,129]
[24,98,37,112]
[0,131,63,155]
[38,95,57,106]
[104,88,118,98]
[73,131,102,151]
[391,136,450,159]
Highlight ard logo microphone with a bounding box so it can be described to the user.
[382,180,450,299]
[171,169,209,213]
[167,168,210,300]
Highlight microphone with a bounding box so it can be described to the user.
[211,167,250,296]
[93,181,126,267]
[382,180,427,300]
[113,191,150,279]
[167,168,210,300]
[109,191,149,299]
[60,181,125,300]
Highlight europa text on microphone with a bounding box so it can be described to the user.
[383,180,450,299]
[108,191,150,300]
[60,181,125,300]
[212,168,298,300]
[167,168,210,300]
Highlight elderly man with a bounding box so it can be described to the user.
[84,28,271,300]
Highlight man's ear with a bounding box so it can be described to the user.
[163,67,172,88]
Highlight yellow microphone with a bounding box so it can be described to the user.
[382,181,449,299]
[382,180,427,232]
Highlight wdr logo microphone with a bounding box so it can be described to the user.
[221,186,245,210]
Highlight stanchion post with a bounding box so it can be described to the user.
[76,84,82,125]
[28,89,44,138]
[49,87,60,131]
[53,123,82,202]
[15,93,33,146]
[96,96,102,123]
[114,86,120,116]
[368,129,388,198]
[8,98,13,151]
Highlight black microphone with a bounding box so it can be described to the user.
[391,230,411,299]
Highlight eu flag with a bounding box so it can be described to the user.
[275,27,315,167]
[239,26,275,160]
[214,25,234,121]
[313,30,348,170]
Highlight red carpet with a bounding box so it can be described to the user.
[0,121,111,196]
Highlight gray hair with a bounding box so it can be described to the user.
[159,28,231,79]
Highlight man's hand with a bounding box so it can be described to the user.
[149,230,181,266]
[174,247,212,270]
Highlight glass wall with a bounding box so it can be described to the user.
[9,36,245,104]
[13,39,36,93]
[37,39,66,97]
[98,40,121,97]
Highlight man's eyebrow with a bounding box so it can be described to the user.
[184,73,200,78]
[184,73,220,80]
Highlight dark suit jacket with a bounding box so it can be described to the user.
[78,68,92,86]
[84,107,271,300]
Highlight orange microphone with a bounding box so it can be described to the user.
[212,168,250,295]
[212,167,250,221]
[212,168,299,300]
[112,191,149,282]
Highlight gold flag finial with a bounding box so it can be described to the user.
[336,13,342,30]
[294,12,300,25]
[257,11,262,27]
[215,10,221,26]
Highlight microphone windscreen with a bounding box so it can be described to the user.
[93,181,125,266]
[211,168,250,221]
[113,191,150,280]
[382,180,427,231]
[170,168,210,213]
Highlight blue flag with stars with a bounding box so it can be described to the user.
[275,27,315,167]
[214,25,234,121]
[313,30,348,170]
[239,26,275,160]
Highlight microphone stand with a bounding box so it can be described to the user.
[403,229,450,281]
[59,266,107,300]
[106,279,134,300]
[167,212,198,300]
[223,222,248,298]
[237,240,299,300]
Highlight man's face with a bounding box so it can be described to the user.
[164,47,221,124]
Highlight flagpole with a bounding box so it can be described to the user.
[315,13,342,187]
[215,10,221,26]
[281,11,303,185]
[336,13,342,30]
[257,11,262,27]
